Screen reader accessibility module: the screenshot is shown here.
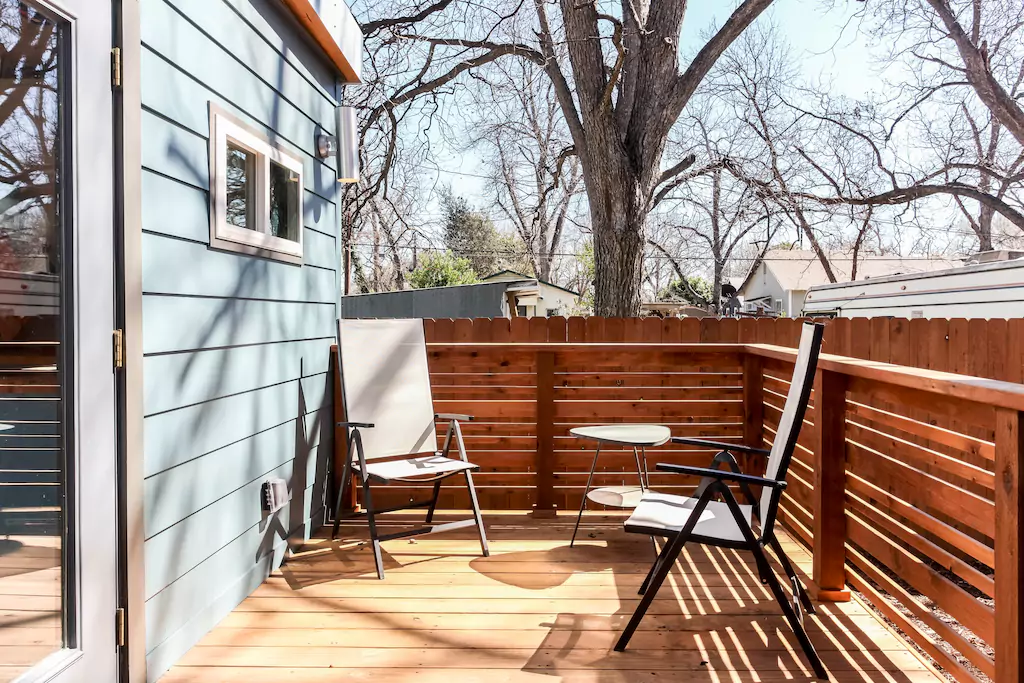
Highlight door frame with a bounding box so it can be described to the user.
[112,1,147,681]
[14,0,124,680]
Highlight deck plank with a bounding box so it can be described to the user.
[0,536,62,683]
[164,513,946,683]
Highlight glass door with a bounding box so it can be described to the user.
[0,1,119,681]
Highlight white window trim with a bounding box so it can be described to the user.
[209,104,304,264]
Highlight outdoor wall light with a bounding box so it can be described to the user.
[336,105,359,183]
[316,134,337,159]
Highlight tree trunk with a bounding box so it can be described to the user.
[587,166,647,317]
[977,207,995,251]
[712,259,724,314]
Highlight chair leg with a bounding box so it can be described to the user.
[616,528,690,651]
[639,536,673,595]
[752,541,829,680]
[464,470,489,557]
[331,455,353,540]
[425,479,443,524]
[719,485,827,679]
[615,491,714,652]
[769,535,815,615]
[360,476,385,580]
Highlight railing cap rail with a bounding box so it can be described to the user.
[422,340,1024,412]
[424,342,745,352]
[748,343,1024,412]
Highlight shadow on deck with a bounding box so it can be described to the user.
[163,513,945,683]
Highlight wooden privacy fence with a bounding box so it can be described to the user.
[331,322,1024,683]
[424,315,1024,384]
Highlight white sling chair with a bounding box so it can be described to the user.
[614,321,828,680]
[330,318,489,579]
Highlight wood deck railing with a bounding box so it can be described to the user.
[332,317,1024,683]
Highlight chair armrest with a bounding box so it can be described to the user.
[337,421,374,429]
[656,463,786,489]
[671,437,769,455]
[436,413,474,422]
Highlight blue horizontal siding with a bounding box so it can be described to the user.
[143,412,326,539]
[138,0,341,679]
[141,231,337,300]
[144,338,332,415]
[146,0,337,126]
[141,109,338,202]
[144,372,329,478]
[140,46,335,172]
[144,487,322,676]
[142,296,334,355]
[139,169,338,248]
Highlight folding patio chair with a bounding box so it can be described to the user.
[614,321,828,680]
[330,318,489,579]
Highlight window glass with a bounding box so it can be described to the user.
[268,160,299,242]
[0,1,67,673]
[225,142,256,230]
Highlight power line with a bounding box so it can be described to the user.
[346,242,959,262]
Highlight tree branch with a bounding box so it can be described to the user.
[361,0,455,36]
[666,0,776,126]
[924,0,1024,146]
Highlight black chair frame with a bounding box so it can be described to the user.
[331,413,489,580]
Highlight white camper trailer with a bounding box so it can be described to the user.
[802,255,1024,319]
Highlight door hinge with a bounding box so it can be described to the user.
[113,329,124,370]
[115,607,126,648]
[111,47,121,89]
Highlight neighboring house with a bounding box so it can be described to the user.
[480,270,582,317]
[0,2,360,682]
[737,250,957,317]
[803,251,1024,318]
[342,272,582,320]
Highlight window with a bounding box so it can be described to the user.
[516,305,528,317]
[209,105,304,262]
[546,308,560,317]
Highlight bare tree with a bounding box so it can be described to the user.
[653,100,779,308]
[404,0,779,314]
[0,4,58,274]
[803,0,1024,249]
[341,0,538,292]
[469,60,583,282]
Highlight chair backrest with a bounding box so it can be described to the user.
[760,321,824,537]
[337,319,438,460]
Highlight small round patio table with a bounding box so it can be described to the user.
[568,424,671,547]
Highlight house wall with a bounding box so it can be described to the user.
[739,263,787,314]
[536,283,579,316]
[138,0,340,678]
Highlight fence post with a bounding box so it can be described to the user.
[742,354,764,475]
[533,350,557,518]
[995,408,1023,683]
[743,354,764,444]
[812,369,850,601]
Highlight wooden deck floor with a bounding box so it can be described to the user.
[0,535,61,683]
[164,513,945,683]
